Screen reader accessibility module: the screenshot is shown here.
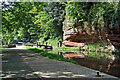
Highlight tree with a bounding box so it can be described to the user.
[2,2,35,44]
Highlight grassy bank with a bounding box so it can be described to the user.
[56,44,115,59]
[86,43,114,53]
[0,45,7,49]
[57,46,81,49]
[26,46,78,64]
[58,43,113,53]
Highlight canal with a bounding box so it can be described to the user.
[48,50,120,78]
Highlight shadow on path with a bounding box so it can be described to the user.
[1,47,119,80]
[1,48,39,79]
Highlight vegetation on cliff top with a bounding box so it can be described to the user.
[1,2,120,46]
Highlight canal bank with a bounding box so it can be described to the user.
[1,46,120,79]
[25,46,119,79]
[48,48,120,78]
[19,48,119,79]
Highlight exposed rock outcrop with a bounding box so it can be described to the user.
[107,29,120,51]
[63,15,120,52]
[63,17,107,47]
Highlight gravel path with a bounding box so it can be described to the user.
[1,46,119,80]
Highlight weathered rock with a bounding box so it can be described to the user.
[107,29,120,50]
[63,15,108,47]
[63,41,85,47]
[63,32,105,42]
[63,25,108,47]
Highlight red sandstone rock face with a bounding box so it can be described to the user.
[63,41,85,47]
[107,29,120,50]
[63,29,107,47]
[64,34,103,42]
[63,17,108,47]
[63,15,108,47]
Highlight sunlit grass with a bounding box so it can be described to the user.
[57,46,82,49]
[56,44,115,59]
[0,45,7,49]
[53,50,81,53]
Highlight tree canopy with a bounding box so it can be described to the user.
[2,2,120,45]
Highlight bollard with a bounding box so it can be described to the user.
[37,43,38,47]
[97,71,99,76]
[96,71,101,77]
[57,42,59,47]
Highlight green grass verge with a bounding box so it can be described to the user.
[26,44,116,61]
[26,47,78,64]
[53,50,81,53]
[86,43,113,52]
[0,45,7,49]
[57,46,82,49]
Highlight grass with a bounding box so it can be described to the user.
[86,43,113,52]
[86,43,102,51]
[56,44,115,59]
[54,50,81,53]
[0,45,7,49]
[26,46,78,64]
[26,42,116,62]
[57,44,113,53]
[57,46,82,49]
[17,45,24,46]
[25,46,43,49]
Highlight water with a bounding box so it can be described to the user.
[48,50,120,78]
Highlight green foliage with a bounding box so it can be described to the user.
[65,2,93,27]
[47,38,60,46]
[65,2,120,30]
[86,43,113,53]
[2,2,34,44]
[29,2,65,43]
[87,43,100,51]
[2,2,120,45]
[88,3,105,29]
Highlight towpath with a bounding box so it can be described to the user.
[1,46,119,80]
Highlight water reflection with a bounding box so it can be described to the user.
[51,50,120,78]
[62,52,85,59]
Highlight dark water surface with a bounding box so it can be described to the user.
[49,50,120,78]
